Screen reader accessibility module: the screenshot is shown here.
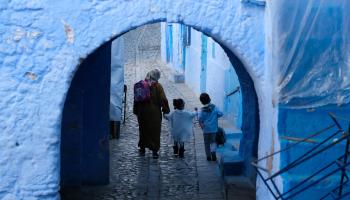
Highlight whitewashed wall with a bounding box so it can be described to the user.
[0,1,271,199]
[184,27,202,96]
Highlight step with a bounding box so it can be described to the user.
[225,133,242,151]
[220,124,242,147]
[224,175,256,200]
[224,175,255,190]
[218,151,244,176]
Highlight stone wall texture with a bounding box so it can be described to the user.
[0,1,270,199]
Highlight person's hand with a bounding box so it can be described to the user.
[199,122,204,129]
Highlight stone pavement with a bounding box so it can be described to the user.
[61,58,226,200]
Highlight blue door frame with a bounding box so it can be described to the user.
[166,24,173,63]
[180,24,186,71]
[224,67,242,128]
[200,34,208,92]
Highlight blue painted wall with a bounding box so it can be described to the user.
[224,66,242,128]
[269,1,350,198]
[161,23,244,134]
[222,45,260,181]
[61,41,111,186]
[161,24,243,129]
[161,23,257,181]
[0,1,268,199]
[200,34,207,93]
[278,104,350,199]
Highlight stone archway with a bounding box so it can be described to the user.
[60,22,260,187]
[0,1,272,199]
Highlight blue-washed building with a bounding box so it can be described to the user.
[160,23,243,129]
[0,0,350,199]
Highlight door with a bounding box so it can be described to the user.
[61,89,84,186]
[166,24,173,63]
[61,41,111,186]
[200,34,208,92]
[180,24,187,71]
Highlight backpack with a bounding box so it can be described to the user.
[134,80,151,102]
[215,127,226,146]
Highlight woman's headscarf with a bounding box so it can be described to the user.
[146,69,161,81]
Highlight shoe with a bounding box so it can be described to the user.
[139,148,145,156]
[207,156,212,161]
[173,145,179,155]
[211,152,217,161]
[152,151,159,159]
[179,147,185,158]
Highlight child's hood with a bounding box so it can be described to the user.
[201,104,215,113]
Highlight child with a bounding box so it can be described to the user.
[164,99,196,158]
[198,93,223,161]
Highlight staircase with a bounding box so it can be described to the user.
[217,119,256,200]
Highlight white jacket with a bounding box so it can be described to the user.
[164,110,196,142]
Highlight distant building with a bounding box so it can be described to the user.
[161,23,242,129]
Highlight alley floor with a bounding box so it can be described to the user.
[61,58,226,200]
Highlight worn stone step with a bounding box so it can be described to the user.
[218,151,244,176]
[225,134,242,151]
[224,175,256,200]
[220,121,242,151]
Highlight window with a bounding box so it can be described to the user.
[183,26,191,46]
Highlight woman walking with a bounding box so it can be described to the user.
[133,69,170,158]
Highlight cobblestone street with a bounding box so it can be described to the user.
[62,57,225,200]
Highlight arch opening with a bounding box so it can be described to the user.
[60,21,260,198]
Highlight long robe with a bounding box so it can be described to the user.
[133,82,170,151]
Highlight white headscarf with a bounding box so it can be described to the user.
[145,69,161,81]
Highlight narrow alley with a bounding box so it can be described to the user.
[61,58,227,200]
[2,2,350,200]
[58,23,254,200]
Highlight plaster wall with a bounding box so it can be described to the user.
[184,27,202,96]
[169,24,182,73]
[206,37,242,128]
[0,1,271,199]
[206,36,231,111]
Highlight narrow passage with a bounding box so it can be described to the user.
[70,59,225,200]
